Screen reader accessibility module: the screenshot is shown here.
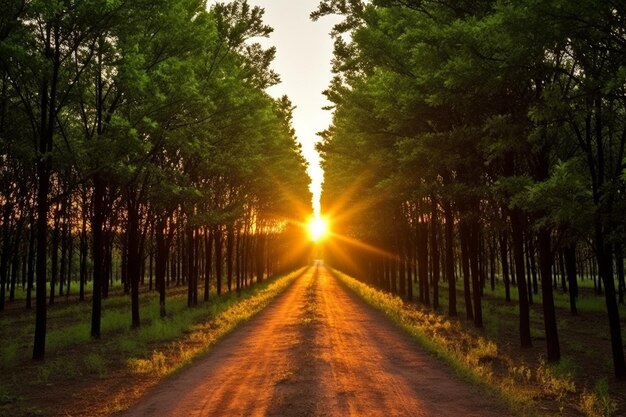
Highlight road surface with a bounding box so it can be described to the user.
[122,264,509,417]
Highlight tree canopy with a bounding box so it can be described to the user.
[316,0,626,377]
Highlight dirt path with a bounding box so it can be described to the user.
[121,264,510,417]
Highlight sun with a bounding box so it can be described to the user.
[308,217,328,242]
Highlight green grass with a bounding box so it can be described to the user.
[7,279,125,303]
[36,359,81,383]
[2,270,306,368]
[580,379,618,417]
[0,384,17,406]
[1,279,259,364]
[83,352,107,377]
[123,269,305,377]
[0,344,18,369]
[0,268,306,417]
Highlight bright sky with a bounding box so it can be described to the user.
[245,0,339,218]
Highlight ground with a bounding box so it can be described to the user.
[3,264,623,416]
[122,264,510,417]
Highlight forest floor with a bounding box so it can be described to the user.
[334,269,626,417]
[0,268,305,417]
[121,263,510,417]
[2,265,623,416]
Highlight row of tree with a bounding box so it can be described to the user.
[315,0,626,378]
[0,0,311,360]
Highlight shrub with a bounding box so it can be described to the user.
[579,379,618,417]
[128,351,168,376]
[84,353,107,377]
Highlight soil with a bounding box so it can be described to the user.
[121,264,511,417]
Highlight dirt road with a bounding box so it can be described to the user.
[122,264,510,417]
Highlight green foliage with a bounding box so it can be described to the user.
[37,359,81,383]
[511,159,594,232]
[46,324,91,351]
[84,353,107,377]
[0,384,16,406]
[0,344,18,369]
[579,379,618,417]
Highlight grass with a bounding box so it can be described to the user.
[83,353,107,377]
[5,279,125,304]
[122,269,305,377]
[580,380,618,417]
[0,385,16,406]
[0,267,305,417]
[332,268,625,417]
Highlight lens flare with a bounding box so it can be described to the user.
[308,217,328,242]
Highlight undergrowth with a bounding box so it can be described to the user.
[0,268,305,417]
[580,380,618,417]
[333,270,593,417]
[124,268,303,377]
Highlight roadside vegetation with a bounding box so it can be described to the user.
[333,269,623,417]
[0,268,305,417]
[317,0,626,415]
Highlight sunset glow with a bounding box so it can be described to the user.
[308,217,328,242]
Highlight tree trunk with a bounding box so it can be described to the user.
[26,212,35,309]
[127,201,141,328]
[33,153,50,359]
[430,197,440,310]
[187,224,197,307]
[595,227,626,378]
[469,220,483,328]
[616,244,624,305]
[49,203,61,305]
[102,231,111,299]
[529,237,538,294]
[215,226,223,295]
[9,221,21,303]
[459,220,473,320]
[59,212,68,297]
[510,209,532,348]
[444,201,456,316]
[563,244,578,315]
[66,229,73,298]
[205,227,213,301]
[33,19,62,359]
[226,224,234,292]
[236,228,242,292]
[558,250,567,293]
[0,203,11,311]
[90,180,105,338]
[525,237,534,305]
[255,231,265,284]
[537,227,560,361]
[79,207,87,302]
[499,231,511,302]
[155,217,167,317]
[416,219,429,306]
[489,235,496,292]
[406,228,414,301]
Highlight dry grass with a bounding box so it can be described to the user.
[0,268,305,417]
[333,269,602,417]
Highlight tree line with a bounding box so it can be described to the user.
[315,0,626,378]
[0,0,311,360]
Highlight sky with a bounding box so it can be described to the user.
[244,0,340,218]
